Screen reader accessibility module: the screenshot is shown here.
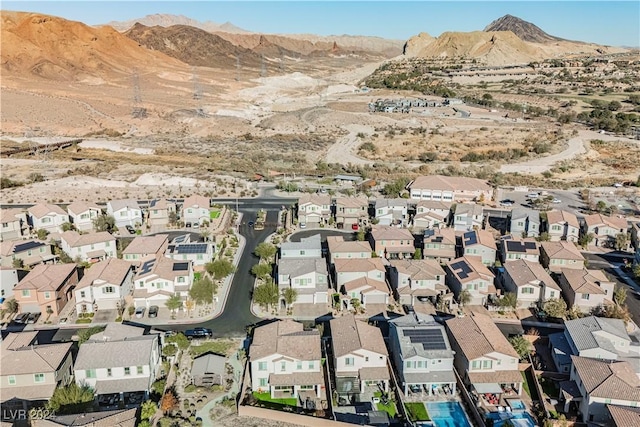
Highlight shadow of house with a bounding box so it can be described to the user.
[191,352,227,387]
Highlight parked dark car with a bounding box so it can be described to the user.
[148,305,159,318]
[13,313,29,324]
[27,312,41,324]
[184,327,213,339]
[125,225,136,234]
[402,304,415,315]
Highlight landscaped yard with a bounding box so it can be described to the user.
[210,210,221,219]
[405,402,430,421]
[190,340,238,357]
[252,392,297,407]
[374,391,397,418]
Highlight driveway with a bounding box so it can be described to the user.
[93,309,117,323]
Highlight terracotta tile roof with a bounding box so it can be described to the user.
[446,313,518,360]
[1,339,72,375]
[503,259,559,290]
[0,208,25,223]
[608,405,640,427]
[269,372,324,386]
[14,263,76,292]
[330,314,388,358]
[343,276,389,294]
[463,230,497,250]
[540,241,585,261]
[359,366,390,381]
[571,356,640,401]
[546,210,579,228]
[468,370,522,385]
[122,234,168,255]
[446,256,495,284]
[0,383,56,402]
[561,268,612,295]
[60,231,115,247]
[414,211,447,223]
[250,319,320,361]
[327,236,372,254]
[390,259,445,280]
[27,203,67,218]
[149,198,174,210]
[334,258,386,273]
[76,258,133,290]
[135,256,189,281]
[0,238,46,256]
[409,175,491,192]
[182,194,210,209]
[584,213,628,230]
[1,331,38,350]
[66,201,101,216]
[371,225,414,241]
[336,197,369,209]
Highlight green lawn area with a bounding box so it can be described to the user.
[252,392,297,407]
[189,340,238,357]
[539,376,560,399]
[194,272,202,281]
[405,402,429,421]
[209,210,221,219]
[521,372,530,396]
[374,391,397,418]
[75,318,92,324]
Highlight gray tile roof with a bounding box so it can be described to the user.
[571,355,640,401]
[390,313,454,360]
[375,198,408,209]
[32,409,137,427]
[250,319,321,361]
[278,258,327,279]
[510,207,540,222]
[455,203,483,217]
[503,259,559,290]
[564,316,630,354]
[608,405,640,427]
[1,338,72,376]
[280,234,321,253]
[330,314,388,358]
[549,332,572,367]
[191,353,227,377]
[75,335,157,370]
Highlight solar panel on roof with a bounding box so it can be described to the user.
[173,262,189,271]
[506,241,525,253]
[463,231,477,246]
[150,200,158,208]
[175,244,207,254]
[404,329,447,350]
[139,259,155,275]
[524,242,537,250]
[14,241,45,253]
[424,229,435,238]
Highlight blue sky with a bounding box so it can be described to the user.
[3,1,639,47]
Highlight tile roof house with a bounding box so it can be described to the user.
[335,197,369,228]
[509,207,540,238]
[74,258,134,314]
[389,313,457,396]
[329,314,390,398]
[540,241,585,273]
[14,264,78,317]
[559,268,615,313]
[147,198,177,228]
[369,225,415,259]
[499,236,540,263]
[165,242,215,268]
[501,259,560,308]
[27,203,69,234]
[31,408,137,427]
[0,239,56,268]
[297,194,332,227]
[423,228,457,263]
[280,234,322,259]
[59,231,116,263]
[388,259,447,305]
[122,234,169,264]
[413,201,451,231]
[560,356,640,423]
[0,267,28,302]
[133,257,193,307]
[74,324,161,399]
[277,258,329,305]
[607,405,640,427]
[66,201,102,232]
[0,208,28,242]
[583,214,629,249]
[106,199,142,229]
[249,320,324,402]
[334,258,390,308]
[546,210,580,242]
[407,175,493,203]
[446,313,522,396]
[374,198,409,227]
[461,229,497,266]
[191,353,227,387]
[453,203,484,232]
[326,236,371,265]
[446,257,496,306]
[181,195,211,227]
[1,332,73,411]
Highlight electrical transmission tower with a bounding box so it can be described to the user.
[191,67,207,118]
[235,54,241,81]
[260,55,267,78]
[131,70,147,119]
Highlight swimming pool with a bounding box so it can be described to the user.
[506,399,526,411]
[426,402,473,427]
[485,411,537,427]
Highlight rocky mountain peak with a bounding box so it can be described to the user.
[484,14,562,43]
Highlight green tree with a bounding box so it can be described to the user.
[356,228,366,241]
[254,242,276,262]
[251,263,272,279]
[608,100,622,111]
[166,333,190,350]
[92,215,115,232]
[141,400,158,422]
[36,228,49,241]
[11,258,24,269]
[614,286,627,306]
[458,290,471,307]
[578,232,594,249]
[615,233,628,251]
[543,298,567,319]
[634,263,640,279]
[189,276,214,305]
[4,298,19,316]
[595,200,607,213]
[282,288,298,308]
[508,335,533,361]
[205,259,235,280]
[253,280,279,311]
[46,382,95,414]
[61,222,75,232]
[162,344,178,357]
[499,292,518,309]
[165,294,183,313]
[413,248,422,259]
[536,232,550,242]
[381,178,410,197]
[78,325,106,345]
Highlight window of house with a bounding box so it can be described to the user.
[259,378,268,387]
[44,291,51,299]
[549,291,555,298]
[300,250,305,256]
[482,360,492,369]
[280,362,286,372]
[300,385,314,390]
[471,361,480,369]
[124,367,131,376]
[345,357,354,366]
[105,241,110,247]
[178,276,185,283]
[8,376,16,385]
[22,290,30,297]
[405,361,413,368]
[107,368,112,377]
[34,373,45,383]
[581,294,590,300]
[86,369,96,378]
[296,362,302,370]
[39,247,45,253]
[417,361,423,368]
[197,254,203,260]
[308,361,314,369]
[103,287,115,294]
[522,288,534,295]
[120,212,126,217]
[137,366,143,374]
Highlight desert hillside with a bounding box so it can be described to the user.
[106,13,248,33]
[484,14,561,43]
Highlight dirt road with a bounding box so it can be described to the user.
[324,124,375,166]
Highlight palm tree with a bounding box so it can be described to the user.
[5,298,19,315]
[458,290,471,307]
[165,295,183,318]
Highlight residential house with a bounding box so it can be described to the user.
[0,208,27,242]
[74,324,161,400]
[335,197,369,228]
[453,203,484,232]
[334,258,390,308]
[147,199,177,228]
[413,201,451,230]
[181,195,210,227]
[509,207,540,238]
[27,203,69,234]
[607,405,640,427]
[277,258,329,305]
[370,225,415,259]
[446,313,522,397]
[540,241,585,273]
[0,267,27,302]
[461,230,497,266]
[559,268,615,313]
[132,257,194,307]
[191,353,226,387]
[122,234,169,264]
[389,313,456,396]
[549,316,640,375]
[423,229,457,264]
[106,199,143,229]
[388,259,447,305]
[66,201,102,232]
[0,332,73,412]
[446,257,496,306]
[546,210,580,242]
[14,264,78,317]
[165,242,215,268]
[407,175,493,203]
[499,237,540,263]
[502,260,560,308]
[31,409,137,427]
[329,314,390,399]
[59,231,116,263]
[583,214,629,249]
[74,258,134,315]
[560,356,640,423]
[374,198,408,227]
[297,194,332,227]
[0,239,56,268]
[280,234,322,259]
[326,236,371,264]
[249,319,324,401]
